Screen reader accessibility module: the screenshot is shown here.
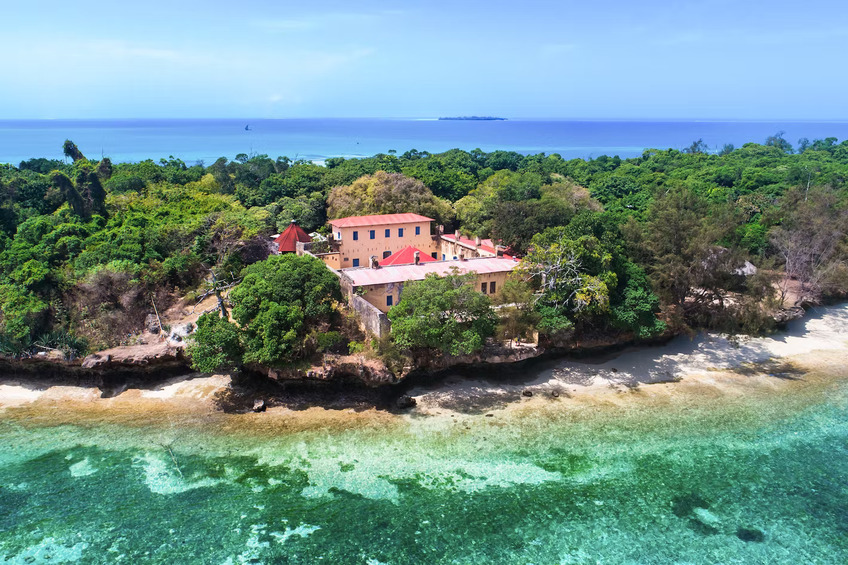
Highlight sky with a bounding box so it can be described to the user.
[2,0,847,120]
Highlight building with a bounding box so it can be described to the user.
[378,246,438,266]
[339,256,520,313]
[321,213,439,269]
[272,220,312,254]
[439,230,515,261]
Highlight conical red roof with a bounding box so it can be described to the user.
[274,221,312,253]
[379,246,437,266]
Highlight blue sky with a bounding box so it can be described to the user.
[2,0,846,119]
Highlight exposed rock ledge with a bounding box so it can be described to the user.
[266,355,398,387]
[404,342,543,375]
[264,343,544,388]
[81,342,186,370]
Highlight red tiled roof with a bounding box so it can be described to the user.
[343,257,520,286]
[274,221,312,253]
[329,213,434,228]
[441,234,515,259]
[379,246,438,266]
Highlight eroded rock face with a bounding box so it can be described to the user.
[167,323,195,344]
[773,306,805,325]
[407,342,542,374]
[267,355,397,387]
[81,342,185,370]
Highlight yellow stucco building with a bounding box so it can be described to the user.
[325,213,439,269]
[339,256,520,313]
[297,213,522,316]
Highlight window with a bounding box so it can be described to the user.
[431,252,437,259]
[352,231,358,241]
[398,228,404,237]
[481,282,487,294]
[369,230,375,239]
[352,258,360,267]
[383,250,391,259]
[415,226,421,235]
[385,228,390,238]
[336,232,341,240]
[490,281,496,294]
[442,254,446,260]
[386,295,393,307]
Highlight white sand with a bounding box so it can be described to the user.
[0,384,44,409]
[409,303,848,414]
[139,374,231,400]
[0,375,231,411]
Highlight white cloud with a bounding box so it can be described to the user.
[251,11,389,33]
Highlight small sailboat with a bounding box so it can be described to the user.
[245,124,251,131]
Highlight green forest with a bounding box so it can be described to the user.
[1,135,847,369]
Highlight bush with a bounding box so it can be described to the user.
[186,313,243,372]
[316,331,346,354]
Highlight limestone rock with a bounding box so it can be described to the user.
[145,314,161,334]
[81,342,183,370]
[395,395,416,409]
[773,306,805,325]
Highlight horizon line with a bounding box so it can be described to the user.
[2,116,848,123]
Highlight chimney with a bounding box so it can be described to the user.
[413,251,420,265]
[438,224,444,235]
[370,255,379,269]
[474,236,481,248]
[454,229,461,240]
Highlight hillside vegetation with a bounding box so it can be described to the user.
[1,135,846,364]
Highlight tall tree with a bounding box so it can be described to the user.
[327,171,454,224]
[770,187,848,302]
[626,186,738,321]
[62,139,86,162]
[388,270,496,355]
[228,254,341,366]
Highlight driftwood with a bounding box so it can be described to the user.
[191,270,241,319]
[151,296,164,336]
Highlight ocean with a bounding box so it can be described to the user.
[2,119,848,165]
[1,305,847,564]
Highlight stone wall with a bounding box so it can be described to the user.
[300,242,388,337]
[350,294,391,338]
[297,241,341,269]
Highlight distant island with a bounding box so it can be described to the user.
[438,116,507,121]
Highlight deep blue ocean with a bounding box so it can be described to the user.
[1,118,848,165]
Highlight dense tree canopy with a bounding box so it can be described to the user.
[3,133,848,357]
[327,171,455,225]
[388,270,497,355]
[228,254,342,366]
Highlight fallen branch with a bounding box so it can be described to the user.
[165,445,183,479]
[151,295,164,337]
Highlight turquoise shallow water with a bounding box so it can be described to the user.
[1,364,847,565]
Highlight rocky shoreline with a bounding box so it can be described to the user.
[0,304,815,412]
